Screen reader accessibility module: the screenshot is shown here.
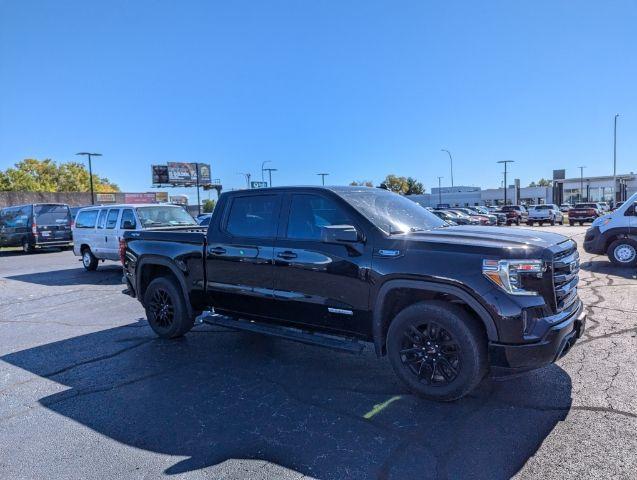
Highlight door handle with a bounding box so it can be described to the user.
[277,251,297,260]
[209,246,227,255]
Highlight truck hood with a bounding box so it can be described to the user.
[406,226,568,251]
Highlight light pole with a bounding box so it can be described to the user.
[441,149,454,187]
[76,152,102,205]
[263,168,277,187]
[497,160,514,205]
[613,114,619,203]
[437,176,443,206]
[261,160,271,182]
[237,172,251,188]
[578,166,586,202]
[317,173,329,186]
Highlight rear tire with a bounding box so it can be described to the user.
[81,248,98,271]
[550,218,555,226]
[386,301,487,402]
[607,238,637,267]
[515,218,520,226]
[22,238,34,254]
[144,276,194,338]
[527,221,533,226]
[579,221,584,226]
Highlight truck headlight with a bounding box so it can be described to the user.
[482,259,544,296]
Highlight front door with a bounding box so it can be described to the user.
[272,193,372,336]
[205,193,282,319]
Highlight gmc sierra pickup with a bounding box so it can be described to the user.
[122,186,585,401]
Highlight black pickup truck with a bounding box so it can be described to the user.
[122,186,585,401]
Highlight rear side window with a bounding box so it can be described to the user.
[287,194,353,241]
[97,209,108,229]
[0,207,30,227]
[226,195,278,238]
[106,209,120,229]
[34,204,70,225]
[120,209,136,229]
[75,210,99,228]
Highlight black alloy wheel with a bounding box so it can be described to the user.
[399,322,461,386]
[144,276,194,338]
[148,287,175,329]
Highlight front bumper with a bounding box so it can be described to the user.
[583,226,605,254]
[488,302,586,370]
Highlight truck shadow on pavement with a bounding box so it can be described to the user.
[2,322,573,480]
[579,259,637,280]
[7,266,123,286]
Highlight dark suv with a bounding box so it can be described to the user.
[0,203,73,253]
[122,186,585,401]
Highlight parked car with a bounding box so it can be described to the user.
[464,206,499,225]
[72,203,199,270]
[441,209,480,225]
[584,193,637,267]
[598,202,610,213]
[122,186,585,401]
[196,213,213,226]
[430,210,458,225]
[568,203,602,226]
[559,203,573,213]
[0,203,73,253]
[527,204,564,226]
[500,205,529,225]
[449,209,491,226]
[612,201,625,211]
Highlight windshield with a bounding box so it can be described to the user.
[501,206,518,211]
[335,188,446,233]
[34,204,70,225]
[575,204,597,209]
[534,205,554,210]
[136,206,197,228]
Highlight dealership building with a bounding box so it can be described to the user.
[408,173,637,208]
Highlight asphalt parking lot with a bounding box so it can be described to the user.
[1,224,636,479]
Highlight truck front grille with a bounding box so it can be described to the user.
[552,240,579,311]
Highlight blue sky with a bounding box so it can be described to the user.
[1,1,636,200]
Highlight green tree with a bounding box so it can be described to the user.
[0,158,119,192]
[202,199,216,213]
[349,180,374,187]
[528,178,552,188]
[405,176,425,195]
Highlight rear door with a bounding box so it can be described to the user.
[272,192,372,335]
[93,209,109,256]
[204,193,282,319]
[33,204,72,244]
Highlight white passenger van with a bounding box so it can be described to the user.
[72,203,197,270]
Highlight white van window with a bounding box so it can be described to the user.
[75,210,99,228]
[106,209,120,229]
[97,209,108,229]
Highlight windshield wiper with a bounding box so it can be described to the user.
[389,229,406,235]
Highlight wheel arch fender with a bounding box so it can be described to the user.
[602,228,637,250]
[372,279,498,356]
[136,255,193,318]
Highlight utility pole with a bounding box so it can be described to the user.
[578,166,586,203]
[261,160,271,182]
[195,163,201,216]
[237,172,251,188]
[441,149,454,187]
[263,168,277,187]
[437,176,443,206]
[613,114,619,203]
[317,173,329,186]
[497,160,514,205]
[76,152,102,205]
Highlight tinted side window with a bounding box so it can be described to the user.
[120,209,136,229]
[75,210,99,228]
[106,209,120,229]
[97,209,108,229]
[3,207,30,228]
[226,195,278,238]
[287,194,352,241]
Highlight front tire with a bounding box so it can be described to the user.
[386,301,487,402]
[22,238,34,254]
[144,276,194,338]
[608,238,637,267]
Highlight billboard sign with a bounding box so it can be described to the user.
[124,193,157,204]
[553,169,566,180]
[151,165,170,184]
[96,193,116,203]
[165,162,211,185]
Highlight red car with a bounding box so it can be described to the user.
[568,203,602,226]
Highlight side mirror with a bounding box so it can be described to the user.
[321,224,360,244]
[122,220,136,230]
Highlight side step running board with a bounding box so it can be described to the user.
[198,312,366,354]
